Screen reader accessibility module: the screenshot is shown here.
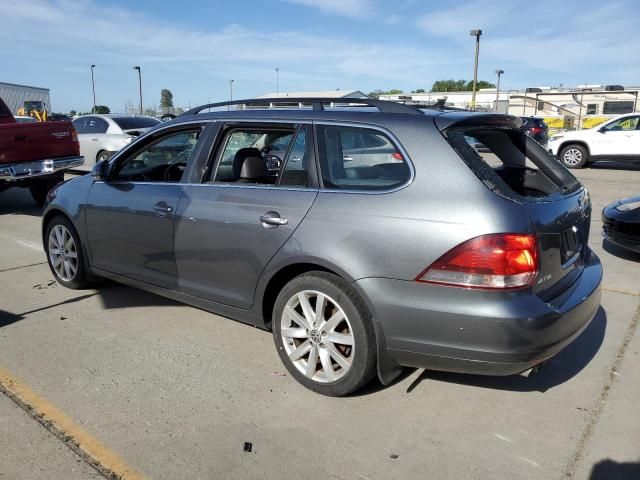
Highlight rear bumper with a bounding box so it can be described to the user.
[354,249,602,376]
[0,156,84,181]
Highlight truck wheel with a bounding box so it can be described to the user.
[45,215,90,289]
[272,272,377,396]
[559,144,589,169]
[29,174,64,207]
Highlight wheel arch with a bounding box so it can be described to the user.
[260,262,340,330]
[559,140,591,156]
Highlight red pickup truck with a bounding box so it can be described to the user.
[0,96,83,206]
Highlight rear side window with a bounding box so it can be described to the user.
[447,126,580,200]
[83,117,108,134]
[316,125,410,191]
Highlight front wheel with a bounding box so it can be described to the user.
[272,272,377,396]
[559,144,589,169]
[45,215,90,289]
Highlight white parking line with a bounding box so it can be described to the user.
[0,233,42,252]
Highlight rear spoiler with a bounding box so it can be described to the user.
[434,112,523,131]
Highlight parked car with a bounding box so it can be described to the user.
[72,114,161,171]
[0,96,83,206]
[548,113,640,168]
[42,97,602,396]
[602,196,640,253]
[520,116,549,145]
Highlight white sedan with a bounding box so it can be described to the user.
[72,114,161,171]
[548,113,640,168]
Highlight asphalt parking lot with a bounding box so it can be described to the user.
[1,163,639,480]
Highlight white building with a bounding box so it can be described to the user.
[0,81,51,114]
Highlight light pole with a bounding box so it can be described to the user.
[229,79,234,111]
[133,66,143,114]
[469,29,482,111]
[90,65,96,113]
[494,69,504,112]
[275,67,279,94]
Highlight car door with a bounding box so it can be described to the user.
[85,124,208,289]
[591,115,640,159]
[174,124,318,309]
[74,116,109,169]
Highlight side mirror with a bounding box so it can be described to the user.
[597,126,607,133]
[91,159,109,180]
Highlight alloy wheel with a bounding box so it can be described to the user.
[48,224,78,282]
[563,148,582,166]
[280,290,355,383]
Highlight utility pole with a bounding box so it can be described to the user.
[494,69,504,112]
[133,66,143,114]
[229,79,234,111]
[275,67,280,94]
[469,29,482,111]
[90,65,96,113]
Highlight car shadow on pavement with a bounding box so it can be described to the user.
[0,188,42,217]
[0,293,97,328]
[400,306,607,394]
[96,282,183,310]
[589,161,640,171]
[589,459,640,480]
[602,240,640,263]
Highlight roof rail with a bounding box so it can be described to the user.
[182,97,424,116]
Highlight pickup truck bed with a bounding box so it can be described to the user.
[0,97,83,205]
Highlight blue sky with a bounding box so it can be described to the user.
[1,0,638,112]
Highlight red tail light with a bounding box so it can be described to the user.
[529,127,543,134]
[392,152,404,161]
[416,233,538,289]
[71,128,80,155]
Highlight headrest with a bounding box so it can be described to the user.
[232,148,262,178]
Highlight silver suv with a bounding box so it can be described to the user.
[42,98,602,396]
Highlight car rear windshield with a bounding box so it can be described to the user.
[112,117,161,130]
[446,126,581,200]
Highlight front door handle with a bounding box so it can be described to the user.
[343,155,354,161]
[260,211,288,229]
[153,202,173,217]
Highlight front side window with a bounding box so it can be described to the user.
[603,116,639,131]
[112,129,201,182]
[112,116,161,130]
[72,118,86,134]
[316,125,410,191]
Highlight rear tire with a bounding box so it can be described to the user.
[28,174,64,207]
[45,215,90,289]
[559,144,589,169]
[272,272,377,396]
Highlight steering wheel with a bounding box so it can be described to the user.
[164,162,187,182]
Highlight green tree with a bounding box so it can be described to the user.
[92,105,110,114]
[466,80,496,90]
[412,88,426,93]
[69,110,77,116]
[160,89,174,113]
[431,79,496,92]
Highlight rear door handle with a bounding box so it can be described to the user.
[260,211,288,228]
[343,155,354,161]
[153,202,173,217]
[91,138,99,141]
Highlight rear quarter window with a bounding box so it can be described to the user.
[316,125,411,191]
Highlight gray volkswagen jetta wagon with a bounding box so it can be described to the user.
[42,97,602,396]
